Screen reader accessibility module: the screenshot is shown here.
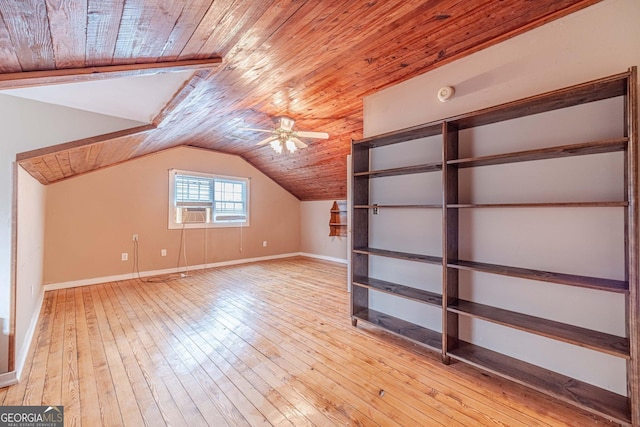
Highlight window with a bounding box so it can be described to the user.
[168,169,249,229]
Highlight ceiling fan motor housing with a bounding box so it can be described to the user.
[278,116,296,131]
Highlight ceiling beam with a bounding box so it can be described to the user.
[151,69,211,127]
[15,124,155,162]
[0,57,222,90]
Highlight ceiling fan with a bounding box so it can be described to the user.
[243,117,329,153]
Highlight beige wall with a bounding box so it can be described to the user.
[300,200,348,262]
[43,146,301,285]
[14,167,46,376]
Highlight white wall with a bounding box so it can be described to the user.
[300,200,348,263]
[0,94,144,374]
[363,0,639,396]
[13,167,46,377]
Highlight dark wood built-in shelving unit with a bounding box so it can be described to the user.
[351,68,639,426]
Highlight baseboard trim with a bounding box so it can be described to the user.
[0,370,17,389]
[14,290,44,382]
[43,252,304,291]
[298,252,348,264]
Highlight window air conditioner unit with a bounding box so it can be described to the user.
[176,206,212,224]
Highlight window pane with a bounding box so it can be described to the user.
[214,178,247,222]
[176,175,212,202]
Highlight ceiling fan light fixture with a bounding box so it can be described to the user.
[270,139,283,154]
[285,139,297,153]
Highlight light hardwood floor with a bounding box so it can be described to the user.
[0,257,619,426]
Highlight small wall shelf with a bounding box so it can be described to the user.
[329,200,347,237]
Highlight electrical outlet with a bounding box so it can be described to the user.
[121,252,128,261]
[262,241,267,247]
[132,234,138,242]
[161,249,167,257]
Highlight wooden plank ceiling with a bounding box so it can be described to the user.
[2,0,601,200]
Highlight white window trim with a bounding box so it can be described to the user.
[168,169,250,229]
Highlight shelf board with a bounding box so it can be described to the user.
[448,341,631,425]
[353,123,442,148]
[354,162,442,178]
[447,201,628,208]
[353,309,441,351]
[448,300,629,358]
[448,72,629,130]
[447,138,628,168]
[354,247,442,265]
[448,260,628,294]
[353,276,442,306]
[354,204,442,209]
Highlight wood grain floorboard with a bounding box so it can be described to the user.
[82,286,124,426]
[235,260,600,427]
[212,263,536,426]
[213,290,490,426]
[1,257,620,426]
[62,289,81,427]
[152,278,378,426]
[21,290,57,406]
[209,261,570,426]
[113,281,257,426]
[168,272,445,426]
[198,264,534,426]
[98,284,167,426]
[90,285,144,426]
[107,282,192,427]
[121,281,294,427]
[73,288,102,426]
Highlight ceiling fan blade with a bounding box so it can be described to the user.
[296,131,329,139]
[256,136,278,146]
[238,128,276,133]
[291,137,308,149]
[239,127,277,134]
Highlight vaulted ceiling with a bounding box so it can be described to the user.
[1,0,601,200]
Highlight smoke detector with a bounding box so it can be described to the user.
[437,86,455,102]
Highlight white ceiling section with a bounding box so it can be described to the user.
[1,70,195,123]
